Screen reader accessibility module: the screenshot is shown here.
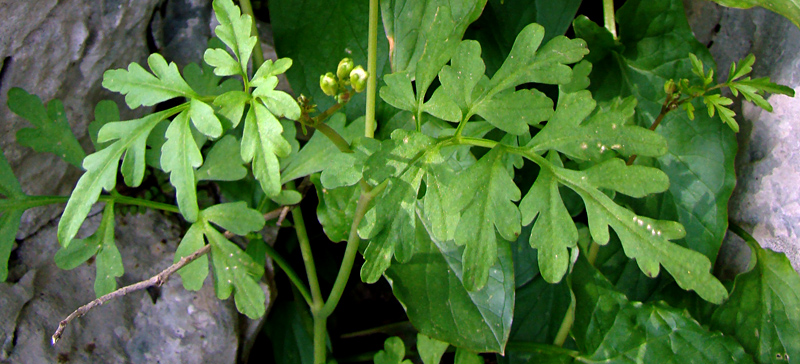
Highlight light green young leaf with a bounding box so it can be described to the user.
[312,175,360,243]
[58,109,173,246]
[711,238,800,363]
[201,201,265,235]
[703,94,738,132]
[182,60,241,97]
[253,83,301,121]
[417,333,449,364]
[379,72,416,113]
[519,152,578,284]
[174,223,208,291]
[454,147,521,291]
[209,0,257,76]
[454,349,483,364]
[241,102,292,197]
[735,76,796,95]
[161,110,202,222]
[213,91,250,128]
[103,53,198,108]
[8,88,86,168]
[88,100,121,150]
[374,336,412,364]
[188,98,222,138]
[55,203,122,297]
[206,225,265,319]
[385,216,514,354]
[319,136,380,189]
[203,48,242,77]
[281,114,361,184]
[251,58,293,87]
[196,135,247,182]
[473,89,553,135]
[728,53,755,82]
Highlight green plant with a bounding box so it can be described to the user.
[2,0,799,363]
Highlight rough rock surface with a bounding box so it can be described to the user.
[2,209,242,363]
[685,0,800,273]
[0,0,162,238]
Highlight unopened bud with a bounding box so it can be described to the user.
[664,79,676,95]
[349,66,369,93]
[337,58,354,80]
[320,72,338,96]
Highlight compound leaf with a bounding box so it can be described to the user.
[473,88,553,135]
[196,135,247,182]
[454,147,521,291]
[58,109,172,246]
[379,72,416,113]
[8,88,86,168]
[102,53,198,108]
[242,102,292,197]
[174,223,208,291]
[385,216,514,354]
[201,201,266,236]
[710,238,800,363]
[206,224,265,319]
[161,110,203,222]
[182,60,241,97]
[312,176,360,243]
[208,0,257,77]
[438,40,485,113]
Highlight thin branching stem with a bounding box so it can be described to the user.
[365,0,379,138]
[603,0,618,39]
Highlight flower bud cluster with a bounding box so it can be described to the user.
[318,58,369,103]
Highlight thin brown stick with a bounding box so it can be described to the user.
[51,244,212,345]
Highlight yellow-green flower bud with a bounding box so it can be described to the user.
[337,58,354,80]
[349,66,369,93]
[320,72,338,96]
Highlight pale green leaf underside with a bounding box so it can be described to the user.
[161,110,202,222]
[103,53,198,108]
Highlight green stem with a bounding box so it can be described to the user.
[292,204,324,307]
[603,0,618,39]
[365,0,379,138]
[0,194,180,214]
[314,122,353,153]
[553,277,576,347]
[238,0,265,71]
[313,314,328,363]
[320,182,375,317]
[264,242,313,306]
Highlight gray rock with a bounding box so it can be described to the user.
[685,1,800,273]
[1,209,268,364]
[151,0,214,69]
[0,0,161,238]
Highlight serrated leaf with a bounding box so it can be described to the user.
[206,224,265,319]
[576,0,738,263]
[196,135,247,182]
[251,58,293,87]
[421,88,462,122]
[438,40,486,113]
[728,53,755,82]
[8,88,86,168]
[736,76,796,96]
[203,48,242,77]
[88,100,121,150]
[182,61,241,97]
[531,153,728,303]
[161,110,202,222]
[418,333,449,364]
[711,238,800,363]
[570,258,753,363]
[312,175,359,243]
[473,88,553,135]
[453,147,521,291]
[242,102,292,197]
[102,53,198,108]
[374,336,411,364]
[58,109,173,246]
[385,215,514,354]
[55,203,121,297]
[174,223,208,291]
[519,152,577,283]
[201,201,265,235]
[209,0,257,77]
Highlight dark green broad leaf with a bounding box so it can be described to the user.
[311,175,360,243]
[508,275,572,345]
[380,0,487,90]
[196,135,247,182]
[706,0,800,29]
[58,108,176,246]
[7,88,86,168]
[501,344,576,364]
[174,202,266,318]
[182,60,241,97]
[0,150,24,282]
[269,0,392,122]
[55,203,123,297]
[568,258,754,364]
[374,336,413,364]
[265,300,315,364]
[575,0,738,262]
[710,237,800,363]
[465,0,583,75]
[385,215,514,354]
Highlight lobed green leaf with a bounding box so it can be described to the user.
[102,53,198,108]
[209,0,257,77]
[161,110,203,222]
